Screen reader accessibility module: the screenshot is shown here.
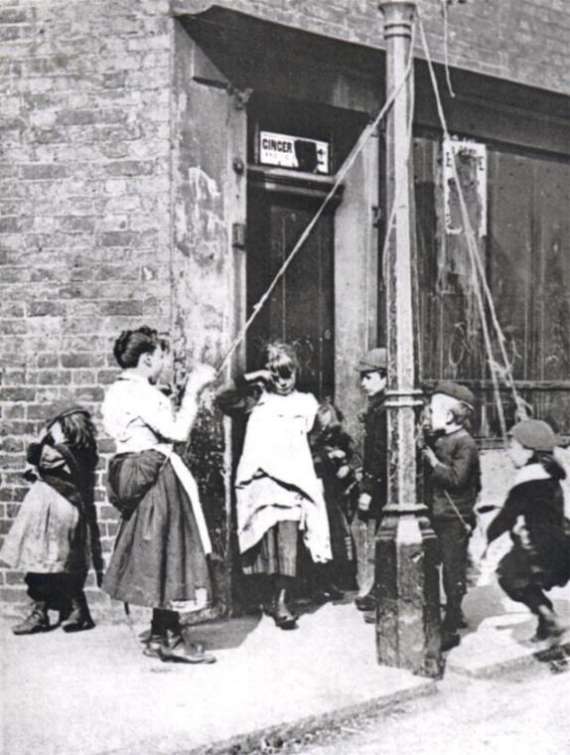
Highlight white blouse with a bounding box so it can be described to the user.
[102,372,198,454]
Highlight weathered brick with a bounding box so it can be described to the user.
[100,231,140,247]
[104,160,155,177]
[61,353,105,369]
[99,300,144,316]
[28,301,66,317]
[21,163,68,180]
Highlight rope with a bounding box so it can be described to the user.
[417,10,527,440]
[440,0,456,98]
[215,35,416,377]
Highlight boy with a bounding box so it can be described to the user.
[422,381,481,651]
[353,347,388,615]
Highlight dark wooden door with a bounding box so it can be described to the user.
[246,185,335,400]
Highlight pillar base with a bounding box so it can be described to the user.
[375,504,442,678]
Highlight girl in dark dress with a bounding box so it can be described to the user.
[102,326,217,663]
[487,419,570,643]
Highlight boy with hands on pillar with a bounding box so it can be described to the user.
[422,381,481,652]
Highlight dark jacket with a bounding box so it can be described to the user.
[360,392,388,518]
[310,420,359,518]
[487,462,570,590]
[425,428,481,522]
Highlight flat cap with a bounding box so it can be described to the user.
[432,381,475,409]
[356,347,387,373]
[510,419,560,452]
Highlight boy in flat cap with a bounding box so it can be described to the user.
[422,381,481,651]
[353,347,389,614]
[486,419,570,643]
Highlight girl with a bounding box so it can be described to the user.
[1,403,101,634]
[309,400,359,599]
[216,342,332,630]
[101,326,217,664]
[486,419,570,643]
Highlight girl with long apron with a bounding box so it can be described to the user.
[101,326,216,663]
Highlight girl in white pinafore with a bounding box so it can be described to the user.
[217,342,331,629]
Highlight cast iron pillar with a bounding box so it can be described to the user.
[375,1,442,677]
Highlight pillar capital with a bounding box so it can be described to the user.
[379,1,416,39]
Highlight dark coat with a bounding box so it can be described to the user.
[360,392,388,518]
[488,463,570,591]
[425,428,481,524]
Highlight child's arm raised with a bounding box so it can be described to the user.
[426,441,479,492]
[215,370,271,416]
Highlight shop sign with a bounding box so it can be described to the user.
[443,138,487,238]
[259,130,330,174]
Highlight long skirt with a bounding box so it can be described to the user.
[0,480,87,575]
[242,521,300,577]
[103,453,212,610]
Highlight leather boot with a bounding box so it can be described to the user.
[60,594,95,633]
[536,605,565,643]
[271,588,298,630]
[12,602,49,635]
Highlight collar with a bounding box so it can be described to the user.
[118,371,150,385]
[368,392,385,409]
[513,463,550,486]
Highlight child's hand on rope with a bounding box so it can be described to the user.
[422,446,439,468]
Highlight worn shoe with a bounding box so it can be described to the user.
[145,631,217,664]
[355,593,376,612]
[12,604,49,635]
[61,597,95,633]
[536,607,566,644]
[270,588,298,630]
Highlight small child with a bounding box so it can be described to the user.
[486,419,570,643]
[1,403,101,634]
[353,347,388,614]
[422,381,481,651]
[216,342,332,630]
[309,400,359,598]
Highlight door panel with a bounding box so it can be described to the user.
[247,187,334,399]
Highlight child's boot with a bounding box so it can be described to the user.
[61,593,95,632]
[536,604,565,643]
[12,601,49,635]
[270,578,298,630]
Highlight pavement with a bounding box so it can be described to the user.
[3,447,570,754]
[3,571,570,755]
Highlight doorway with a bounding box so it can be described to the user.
[246,171,338,400]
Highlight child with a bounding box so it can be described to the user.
[353,347,388,614]
[486,419,570,643]
[101,325,217,664]
[309,400,359,599]
[1,403,101,634]
[422,381,481,651]
[216,342,332,630]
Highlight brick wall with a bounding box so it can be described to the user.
[0,0,175,612]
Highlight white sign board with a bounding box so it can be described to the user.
[259,130,330,174]
[443,138,487,238]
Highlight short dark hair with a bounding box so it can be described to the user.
[112,326,168,369]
